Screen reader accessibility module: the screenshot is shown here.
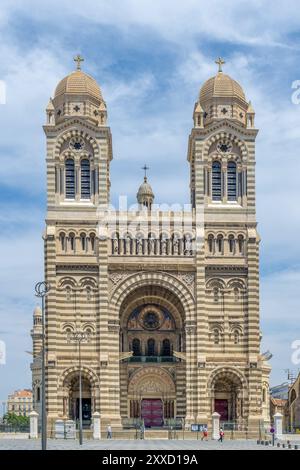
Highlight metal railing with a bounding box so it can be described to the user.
[220,420,247,431]
[0,423,30,433]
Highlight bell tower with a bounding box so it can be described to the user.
[187,58,270,425]
[34,56,114,424]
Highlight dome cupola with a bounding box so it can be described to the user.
[137,165,154,209]
[48,55,107,126]
[193,58,253,128]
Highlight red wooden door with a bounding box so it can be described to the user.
[214,399,228,420]
[141,399,163,427]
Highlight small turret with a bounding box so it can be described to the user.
[137,165,154,209]
[31,306,43,358]
[246,100,255,128]
[46,98,55,125]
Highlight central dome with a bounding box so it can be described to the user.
[137,176,155,209]
[54,70,103,101]
[199,72,246,104]
[137,177,154,198]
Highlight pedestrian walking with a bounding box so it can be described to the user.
[218,427,224,442]
[107,424,112,439]
[201,426,208,441]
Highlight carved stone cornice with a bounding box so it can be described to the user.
[56,264,99,273]
[206,265,248,275]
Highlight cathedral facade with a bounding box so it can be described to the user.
[31,57,270,430]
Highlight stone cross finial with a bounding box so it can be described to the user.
[215,57,225,73]
[142,164,149,180]
[74,54,84,70]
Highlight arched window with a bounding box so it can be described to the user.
[208,234,214,253]
[262,388,266,403]
[65,159,75,199]
[59,232,66,251]
[213,329,220,345]
[69,233,75,251]
[132,338,141,356]
[233,330,240,345]
[212,161,221,201]
[217,235,223,254]
[80,233,86,251]
[161,339,171,356]
[81,159,90,199]
[36,387,40,403]
[147,338,155,356]
[238,235,244,254]
[228,235,235,254]
[227,161,237,201]
[291,389,297,403]
[90,233,96,252]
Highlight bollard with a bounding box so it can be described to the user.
[92,412,101,440]
[277,443,280,447]
[294,445,298,450]
[211,412,221,440]
[29,411,39,439]
[273,413,283,440]
[282,444,285,448]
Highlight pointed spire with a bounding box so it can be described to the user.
[194,102,204,113]
[247,100,255,113]
[46,97,54,110]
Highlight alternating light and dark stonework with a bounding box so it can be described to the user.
[31,56,270,430]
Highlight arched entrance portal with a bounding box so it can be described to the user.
[62,372,93,426]
[119,283,186,426]
[128,367,176,427]
[209,368,248,424]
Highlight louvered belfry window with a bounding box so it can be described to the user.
[65,159,75,199]
[212,161,221,200]
[227,161,237,200]
[81,159,90,199]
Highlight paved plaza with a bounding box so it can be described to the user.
[0,438,298,450]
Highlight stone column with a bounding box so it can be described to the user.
[29,410,39,439]
[93,412,101,440]
[212,412,220,440]
[274,412,283,440]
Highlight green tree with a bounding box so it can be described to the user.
[3,413,29,427]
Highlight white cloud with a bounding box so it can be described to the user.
[0,0,299,398]
[3,0,300,47]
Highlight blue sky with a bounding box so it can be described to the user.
[0,0,300,406]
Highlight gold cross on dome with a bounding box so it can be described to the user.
[215,57,225,72]
[74,54,84,70]
[142,164,149,179]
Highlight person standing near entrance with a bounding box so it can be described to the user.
[201,426,208,441]
[218,427,224,442]
[107,424,112,439]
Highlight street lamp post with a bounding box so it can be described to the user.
[67,330,91,445]
[35,281,51,451]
